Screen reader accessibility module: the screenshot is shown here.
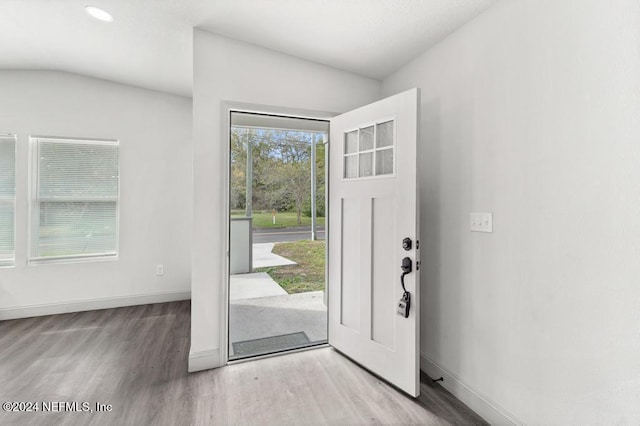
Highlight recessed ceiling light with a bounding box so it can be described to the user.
[85,6,113,22]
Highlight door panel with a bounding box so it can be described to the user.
[340,198,361,330]
[371,197,395,349]
[328,88,420,397]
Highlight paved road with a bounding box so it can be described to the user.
[253,226,325,243]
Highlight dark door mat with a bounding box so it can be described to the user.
[232,331,311,358]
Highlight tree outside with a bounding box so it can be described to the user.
[230,127,325,227]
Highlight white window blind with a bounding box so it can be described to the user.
[0,134,16,267]
[31,137,119,262]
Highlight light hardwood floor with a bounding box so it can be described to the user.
[0,301,486,425]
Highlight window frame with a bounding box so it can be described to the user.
[0,134,17,268]
[28,135,120,265]
[342,116,397,181]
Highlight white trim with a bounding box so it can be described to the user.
[29,252,118,265]
[420,352,521,425]
[0,290,190,321]
[225,101,336,122]
[221,100,335,367]
[228,343,330,365]
[221,102,232,367]
[188,347,223,372]
[30,135,119,146]
[231,112,330,133]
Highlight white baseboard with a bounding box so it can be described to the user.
[188,347,223,372]
[421,353,520,425]
[0,290,191,321]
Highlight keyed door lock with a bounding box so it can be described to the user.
[401,257,412,273]
[402,237,412,251]
[397,292,411,318]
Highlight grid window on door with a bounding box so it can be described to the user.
[343,120,394,179]
[30,136,119,262]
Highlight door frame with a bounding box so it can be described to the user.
[220,100,335,365]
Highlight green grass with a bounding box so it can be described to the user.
[256,240,325,294]
[231,211,325,229]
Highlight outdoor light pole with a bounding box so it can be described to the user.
[245,132,252,218]
[310,132,317,241]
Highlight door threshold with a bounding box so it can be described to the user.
[227,342,329,365]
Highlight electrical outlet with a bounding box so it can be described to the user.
[156,264,164,276]
[470,213,493,233]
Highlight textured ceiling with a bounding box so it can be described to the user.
[0,0,497,97]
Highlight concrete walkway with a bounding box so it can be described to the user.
[229,272,287,301]
[231,243,295,301]
[229,242,326,358]
[252,243,297,268]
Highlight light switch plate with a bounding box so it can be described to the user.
[470,212,493,233]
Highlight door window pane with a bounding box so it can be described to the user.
[376,148,394,175]
[376,121,394,148]
[359,152,373,177]
[343,120,394,179]
[345,131,358,154]
[344,155,357,179]
[359,126,374,151]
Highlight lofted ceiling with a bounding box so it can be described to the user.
[0,0,497,97]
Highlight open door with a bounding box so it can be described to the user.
[328,88,420,397]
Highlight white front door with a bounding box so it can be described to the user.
[328,88,420,397]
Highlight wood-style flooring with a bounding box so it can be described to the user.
[0,301,486,425]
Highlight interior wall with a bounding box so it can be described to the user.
[191,29,381,368]
[382,0,640,423]
[0,70,192,318]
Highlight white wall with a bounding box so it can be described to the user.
[191,29,380,368]
[0,70,192,318]
[383,0,640,423]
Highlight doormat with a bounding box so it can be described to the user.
[232,332,311,358]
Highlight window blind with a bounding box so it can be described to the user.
[0,135,16,267]
[31,137,119,261]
